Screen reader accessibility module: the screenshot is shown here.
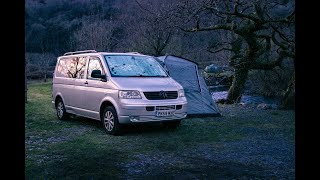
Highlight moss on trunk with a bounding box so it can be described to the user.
[226,68,249,104]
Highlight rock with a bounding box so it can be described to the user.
[256,103,279,110]
[270,104,279,109]
[205,64,224,73]
[212,91,229,102]
[257,103,271,110]
[204,64,234,86]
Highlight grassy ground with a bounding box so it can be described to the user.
[25,81,295,179]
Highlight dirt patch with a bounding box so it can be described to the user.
[120,138,294,179]
[119,104,295,179]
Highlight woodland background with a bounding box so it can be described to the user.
[25,0,295,107]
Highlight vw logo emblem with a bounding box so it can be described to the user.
[159,91,167,99]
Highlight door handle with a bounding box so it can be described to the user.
[84,81,88,85]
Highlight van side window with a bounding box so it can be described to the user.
[74,56,87,79]
[56,56,87,78]
[87,57,104,79]
[56,58,72,78]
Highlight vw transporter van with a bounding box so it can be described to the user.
[52,50,187,135]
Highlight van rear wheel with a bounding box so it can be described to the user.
[56,99,68,120]
[102,106,122,135]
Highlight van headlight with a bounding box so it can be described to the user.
[119,90,142,99]
[178,89,185,97]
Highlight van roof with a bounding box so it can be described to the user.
[60,50,147,58]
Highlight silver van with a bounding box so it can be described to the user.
[52,50,188,135]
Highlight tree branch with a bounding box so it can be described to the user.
[177,23,236,33]
[134,0,157,16]
[256,35,271,39]
[265,19,295,24]
[271,25,294,44]
[203,0,261,23]
[207,47,234,54]
[255,36,271,58]
[271,29,294,57]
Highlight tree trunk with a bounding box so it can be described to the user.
[226,68,249,104]
[44,72,47,82]
[25,62,28,103]
[281,72,295,109]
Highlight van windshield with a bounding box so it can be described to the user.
[104,55,168,77]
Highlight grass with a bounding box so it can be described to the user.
[25,81,295,179]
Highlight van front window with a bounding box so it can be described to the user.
[104,55,168,77]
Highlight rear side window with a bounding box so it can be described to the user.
[56,56,87,78]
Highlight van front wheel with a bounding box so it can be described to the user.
[102,106,122,135]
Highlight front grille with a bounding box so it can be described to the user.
[144,91,178,100]
[156,105,175,111]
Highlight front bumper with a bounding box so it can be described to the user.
[117,99,188,124]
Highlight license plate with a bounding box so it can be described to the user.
[156,111,174,117]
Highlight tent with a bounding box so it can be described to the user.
[156,55,221,117]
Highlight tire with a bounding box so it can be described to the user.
[101,106,122,135]
[163,120,181,129]
[56,98,68,120]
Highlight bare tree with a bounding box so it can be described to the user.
[123,0,178,56]
[177,0,295,104]
[73,20,122,52]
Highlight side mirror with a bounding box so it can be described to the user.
[91,70,106,80]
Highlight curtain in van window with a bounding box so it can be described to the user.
[56,57,87,78]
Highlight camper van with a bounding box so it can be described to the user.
[52,50,188,135]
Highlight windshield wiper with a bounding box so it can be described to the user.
[137,74,167,77]
[112,74,167,77]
